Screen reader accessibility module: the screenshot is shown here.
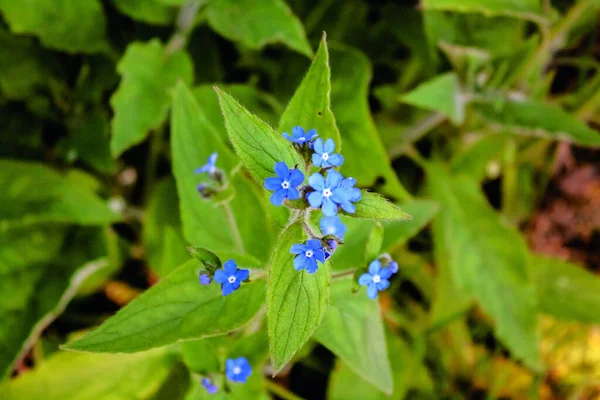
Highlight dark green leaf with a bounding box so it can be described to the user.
[421,0,543,22]
[267,222,330,372]
[112,0,176,25]
[64,260,266,353]
[110,40,194,156]
[315,277,393,394]
[349,191,413,222]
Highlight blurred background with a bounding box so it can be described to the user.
[1,0,600,399]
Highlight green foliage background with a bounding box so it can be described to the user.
[1,0,600,398]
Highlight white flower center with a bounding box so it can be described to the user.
[233,366,241,375]
[298,137,306,142]
[228,276,236,284]
[281,181,290,189]
[322,153,329,161]
[323,188,331,198]
[372,275,381,283]
[326,227,335,234]
[305,250,313,258]
[209,166,216,174]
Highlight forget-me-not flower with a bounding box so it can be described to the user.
[195,152,218,175]
[320,216,346,239]
[214,260,249,296]
[225,357,252,383]
[307,170,348,216]
[312,138,344,168]
[264,162,305,206]
[358,260,392,299]
[201,378,218,394]
[290,239,326,274]
[283,126,317,146]
[199,273,211,285]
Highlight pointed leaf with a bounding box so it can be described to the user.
[64,260,266,353]
[421,0,543,22]
[348,191,412,221]
[315,277,393,394]
[267,222,330,372]
[279,33,341,149]
[215,87,304,182]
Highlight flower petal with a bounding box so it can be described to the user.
[236,268,250,281]
[379,268,393,279]
[314,248,326,263]
[349,188,362,202]
[367,282,378,299]
[292,126,305,139]
[270,189,287,206]
[287,187,300,200]
[324,138,335,153]
[342,177,356,189]
[208,152,218,166]
[369,259,382,274]
[214,269,228,284]
[306,239,322,250]
[308,191,323,208]
[288,169,305,186]
[222,282,234,296]
[313,138,324,154]
[312,153,323,167]
[290,244,307,254]
[224,259,237,274]
[264,177,283,191]
[282,132,293,141]
[376,279,390,291]
[274,162,289,179]
[358,273,372,286]
[340,201,356,214]
[307,129,317,140]
[194,165,209,174]
[328,153,344,167]
[332,188,349,204]
[321,198,338,216]
[326,169,343,188]
[308,173,325,191]
[305,258,319,274]
[293,254,307,270]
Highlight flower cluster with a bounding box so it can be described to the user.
[198,259,249,297]
[358,257,399,299]
[200,356,252,395]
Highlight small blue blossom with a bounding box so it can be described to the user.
[290,239,326,273]
[201,378,218,394]
[323,239,337,260]
[338,177,362,213]
[320,216,346,239]
[389,261,399,274]
[283,126,317,145]
[307,170,349,216]
[312,138,344,168]
[199,274,211,285]
[213,260,249,296]
[225,357,252,383]
[358,260,392,299]
[264,162,305,206]
[195,152,218,175]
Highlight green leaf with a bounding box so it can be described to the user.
[421,0,544,22]
[315,277,393,394]
[532,255,600,324]
[451,134,507,181]
[267,222,330,372]
[380,199,439,252]
[473,98,600,147]
[112,0,176,25]
[0,0,107,53]
[400,72,465,124]
[110,40,194,157]
[64,260,266,353]
[365,223,383,262]
[65,113,116,174]
[330,44,411,199]
[215,86,304,182]
[279,33,341,149]
[0,160,118,229]
[172,84,274,264]
[427,163,541,369]
[0,349,177,399]
[349,191,413,222]
[206,0,312,57]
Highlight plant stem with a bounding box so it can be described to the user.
[223,202,245,253]
[264,379,305,400]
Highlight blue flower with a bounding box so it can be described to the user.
[324,239,337,260]
[290,239,326,273]
[320,216,346,239]
[264,162,305,206]
[201,378,218,394]
[283,126,317,145]
[358,260,392,299]
[338,177,362,213]
[312,138,344,168]
[199,274,211,285]
[195,152,218,175]
[389,261,399,274]
[307,170,349,216]
[214,260,249,296]
[226,357,252,383]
